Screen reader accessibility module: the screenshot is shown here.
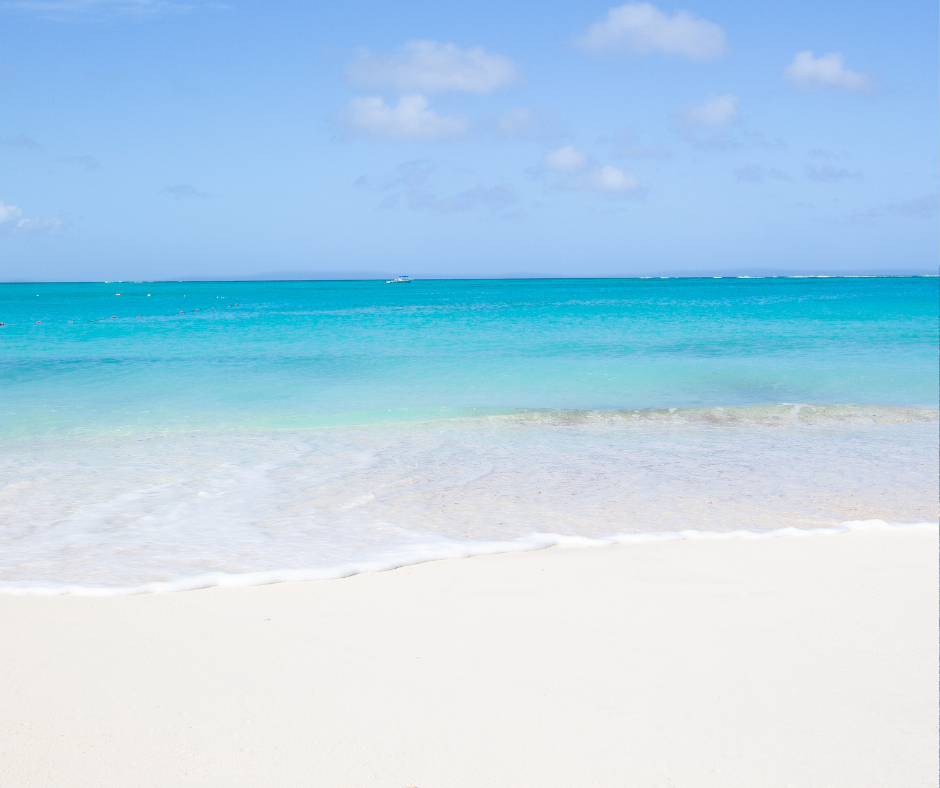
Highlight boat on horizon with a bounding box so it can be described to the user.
[386,275,412,283]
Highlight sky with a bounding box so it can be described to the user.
[0,0,937,281]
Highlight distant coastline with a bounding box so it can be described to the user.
[3,270,938,284]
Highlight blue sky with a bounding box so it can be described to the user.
[0,0,937,280]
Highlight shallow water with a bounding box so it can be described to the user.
[1,277,937,592]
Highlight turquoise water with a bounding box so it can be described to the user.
[2,277,937,434]
[1,277,937,592]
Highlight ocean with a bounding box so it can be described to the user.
[1,276,937,593]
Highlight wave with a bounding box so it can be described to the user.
[1,520,935,597]
[3,402,933,442]
[478,403,940,428]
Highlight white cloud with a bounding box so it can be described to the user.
[0,200,23,224]
[344,95,468,141]
[684,93,738,127]
[0,200,62,233]
[16,215,63,232]
[576,2,726,61]
[784,51,871,92]
[544,145,588,171]
[540,150,639,194]
[576,165,639,193]
[346,40,518,95]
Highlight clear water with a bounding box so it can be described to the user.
[1,277,937,592]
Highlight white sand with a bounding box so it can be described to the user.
[1,527,937,787]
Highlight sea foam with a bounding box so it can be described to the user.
[1,413,936,593]
[1,520,935,596]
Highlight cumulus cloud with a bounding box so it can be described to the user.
[544,145,588,171]
[346,40,518,95]
[569,165,640,193]
[678,99,784,152]
[541,146,639,194]
[0,199,62,233]
[0,200,22,223]
[683,93,738,127]
[784,51,871,93]
[576,2,726,61]
[15,215,63,232]
[344,94,468,141]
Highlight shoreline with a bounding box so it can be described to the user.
[2,526,937,787]
[2,518,936,596]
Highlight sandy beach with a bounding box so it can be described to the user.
[2,525,937,787]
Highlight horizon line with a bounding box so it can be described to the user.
[3,274,939,285]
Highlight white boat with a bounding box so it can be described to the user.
[386,275,412,283]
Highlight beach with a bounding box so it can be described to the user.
[2,278,937,785]
[2,524,937,787]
